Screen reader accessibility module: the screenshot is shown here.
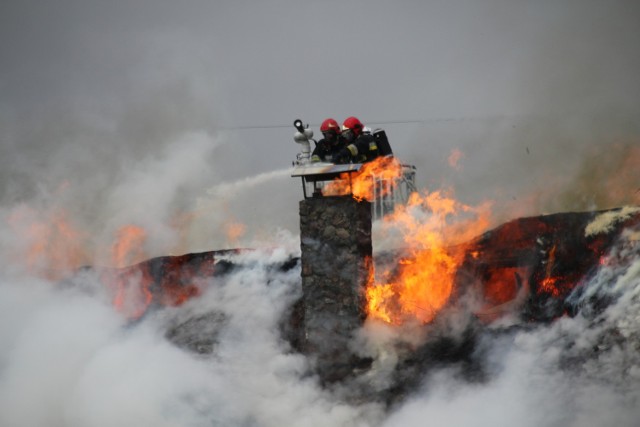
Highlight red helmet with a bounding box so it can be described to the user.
[342,116,363,136]
[320,118,341,134]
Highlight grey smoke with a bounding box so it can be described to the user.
[1,232,639,426]
[1,0,639,425]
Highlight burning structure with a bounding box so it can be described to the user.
[68,201,640,404]
[56,120,638,404]
[7,137,639,421]
[3,2,640,424]
[286,122,640,396]
[6,121,638,423]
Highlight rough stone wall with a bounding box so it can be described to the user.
[299,195,372,383]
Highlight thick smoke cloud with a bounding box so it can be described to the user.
[0,250,381,427]
[1,230,639,426]
[1,0,639,426]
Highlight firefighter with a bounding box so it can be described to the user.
[311,118,346,163]
[334,116,380,164]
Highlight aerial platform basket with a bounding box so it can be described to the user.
[289,118,417,219]
[291,162,364,199]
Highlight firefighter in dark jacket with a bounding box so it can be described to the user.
[311,118,346,163]
[334,116,380,164]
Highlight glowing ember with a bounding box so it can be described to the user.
[482,267,522,305]
[367,189,492,324]
[539,277,561,297]
[539,244,562,297]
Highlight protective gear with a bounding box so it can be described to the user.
[342,116,364,136]
[373,129,393,156]
[314,135,346,162]
[341,128,353,142]
[318,118,341,147]
[311,120,346,163]
[322,129,339,144]
[335,134,379,164]
[320,118,341,134]
[333,148,351,164]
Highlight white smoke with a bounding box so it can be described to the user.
[2,220,639,426]
[96,131,220,258]
[0,248,383,427]
[188,168,301,251]
[1,1,639,425]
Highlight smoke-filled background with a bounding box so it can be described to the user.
[1,1,640,426]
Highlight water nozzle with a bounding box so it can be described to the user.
[293,119,313,165]
[293,119,305,133]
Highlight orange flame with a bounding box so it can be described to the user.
[367,190,492,324]
[539,277,561,297]
[102,265,154,319]
[323,157,404,201]
[5,195,205,320]
[483,267,521,305]
[111,225,147,268]
[538,244,563,297]
[448,148,463,170]
[6,207,89,280]
[224,220,246,245]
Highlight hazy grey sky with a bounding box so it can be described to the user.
[1,0,639,255]
[1,3,640,425]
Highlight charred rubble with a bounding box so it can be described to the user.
[61,206,640,405]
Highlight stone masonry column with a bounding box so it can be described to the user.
[299,195,372,383]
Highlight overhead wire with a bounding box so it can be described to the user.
[219,119,425,131]
[218,114,528,131]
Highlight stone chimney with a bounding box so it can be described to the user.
[299,195,372,383]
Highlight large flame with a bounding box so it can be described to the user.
[320,156,493,325]
[367,190,492,324]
